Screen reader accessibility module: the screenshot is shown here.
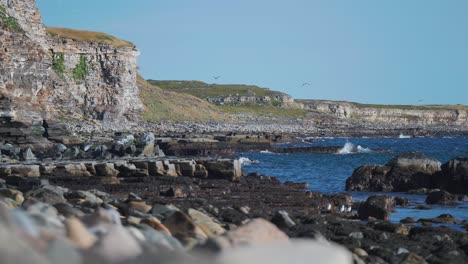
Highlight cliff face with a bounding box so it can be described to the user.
[0,0,143,125]
[300,100,468,126]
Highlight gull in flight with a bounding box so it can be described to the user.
[302,82,311,87]
[213,76,221,80]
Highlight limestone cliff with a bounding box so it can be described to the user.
[299,100,468,126]
[0,0,143,126]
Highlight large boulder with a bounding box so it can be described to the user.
[201,218,288,252]
[437,157,468,194]
[346,153,441,192]
[425,190,459,205]
[358,195,395,221]
[202,159,242,182]
[346,165,392,191]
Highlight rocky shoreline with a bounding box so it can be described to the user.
[0,132,467,264]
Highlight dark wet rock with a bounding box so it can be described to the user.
[218,207,249,225]
[425,190,458,205]
[358,195,395,221]
[414,205,432,210]
[284,181,309,190]
[394,197,409,207]
[162,186,189,198]
[271,210,296,229]
[437,157,468,194]
[400,217,417,224]
[346,165,392,191]
[346,152,441,192]
[418,214,461,225]
[407,188,441,195]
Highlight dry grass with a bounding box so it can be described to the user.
[47,27,134,47]
[138,76,225,121]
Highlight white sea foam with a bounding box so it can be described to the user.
[338,142,355,154]
[399,134,411,139]
[260,150,274,154]
[239,157,260,165]
[338,142,372,154]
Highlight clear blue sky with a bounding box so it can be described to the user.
[37,0,468,105]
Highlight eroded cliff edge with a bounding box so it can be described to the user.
[0,0,143,126]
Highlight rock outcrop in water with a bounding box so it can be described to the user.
[346,153,441,192]
[0,0,142,126]
[346,153,468,195]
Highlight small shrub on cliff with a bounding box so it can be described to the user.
[72,55,88,81]
[0,4,22,31]
[52,52,65,75]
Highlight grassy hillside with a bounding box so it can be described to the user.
[138,76,224,121]
[47,27,134,47]
[147,80,287,99]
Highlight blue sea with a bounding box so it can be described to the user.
[237,136,468,230]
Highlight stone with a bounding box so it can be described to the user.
[26,188,67,204]
[425,190,458,205]
[148,161,166,176]
[203,218,288,252]
[162,211,208,246]
[54,203,84,218]
[218,240,353,264]
[203,159,242,182]
[437,157,468,194]
[139,225,183,251]
[358,195,395,221]
[48,238,82,264]
[0,221,51,264]
[394,197,409,207]
[65,190,103,205]
[95,163,119,177]
[82,208,122,227]
[151,203,180,221]
[188,208,226,237]
[284,181,309,190]
[354,248,368,258]
[141,217,172,236]
[400,252,428,264]
[162,186,188,198]
[21,147,36,161]
[0,189,24,205]
[52,163,92,177]
[346,153,441,192]
[271,210,296,229]
[126,200,152,214]
[3,165,41,177]
[400,217,417,224]
[92,225,143,262]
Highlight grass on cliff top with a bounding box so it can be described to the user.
[138,76,225,122]
[147,80,287,99]
[47,27,134,47]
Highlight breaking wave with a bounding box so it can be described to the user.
[338,142,372,154]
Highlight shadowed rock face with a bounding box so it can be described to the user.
[346,152,442,193]
[0,0,143,124]
[438,157,468,194]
